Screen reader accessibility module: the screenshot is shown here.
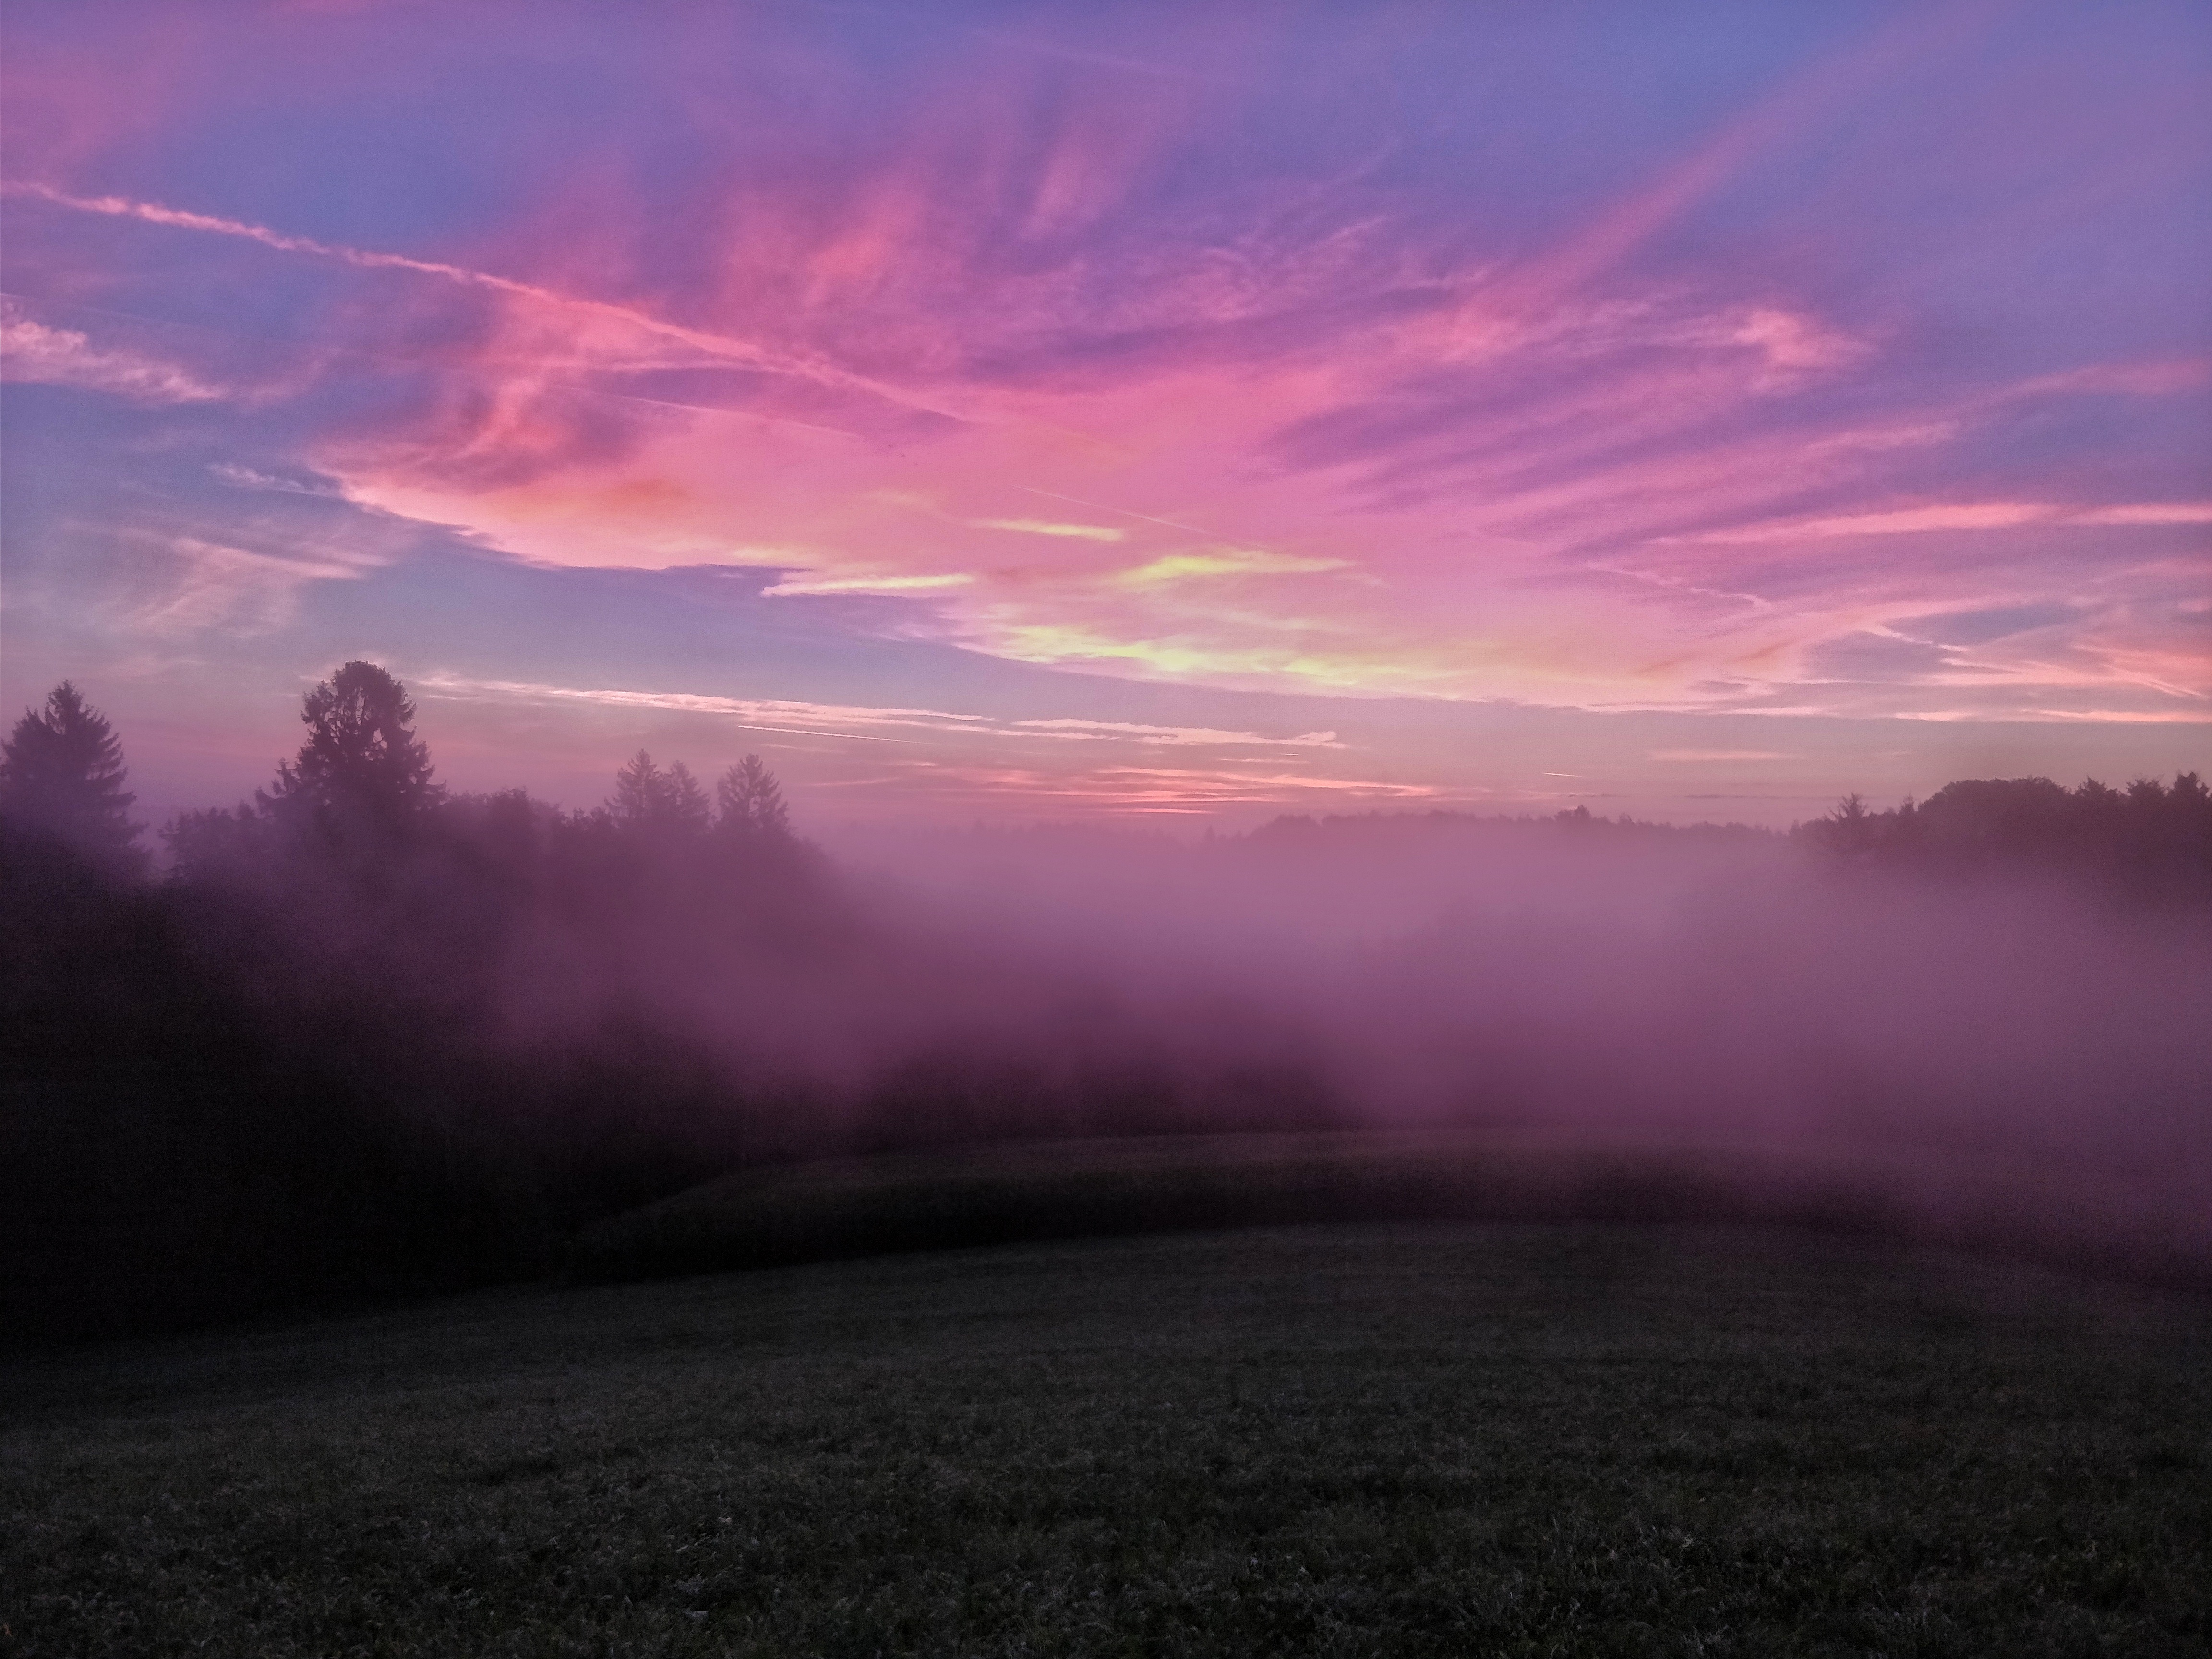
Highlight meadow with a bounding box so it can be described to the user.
[7,1214,2208,1658]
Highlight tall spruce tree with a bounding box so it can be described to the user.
[264,661,440,838]
[0,682,145,875]
[716,754,790,840]
[609,751,712,836]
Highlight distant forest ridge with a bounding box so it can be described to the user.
[3,664,2206,885]
[1247,772,2212,888]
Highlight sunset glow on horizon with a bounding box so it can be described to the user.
[4,1,2207,827]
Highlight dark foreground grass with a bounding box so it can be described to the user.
[4,1224,2209,1657]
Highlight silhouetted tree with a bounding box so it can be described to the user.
[263,661,439,842]
[610,751,712,837]
[1809,792,1880,862]
[664,762,712,837]
[0,682,144,877]
[2075,778,2123,814]
[610,750,661,826]
[717,754,790,840]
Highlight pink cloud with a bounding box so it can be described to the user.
[8,3,2206,746]
[1650,749,1794,762]
[0,298,223,403]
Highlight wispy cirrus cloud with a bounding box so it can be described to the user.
[1,180,959,422]
[1012,718,1341,748]
[1650,749,1793,762]
[1117,548,1353,585]
[4,0,2206,817]
[415,675,1349,753]
[19,98,2199,726]
[208,462,338,494]
[762,572,977,596]
[973,518,1124,541]
[124,532,385,636]
[1676,501,2212,542]
[812,759,1443,815]
[1,298,223,402]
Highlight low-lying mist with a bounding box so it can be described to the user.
[5,666,2209,1338]
[820,815,2212,1204]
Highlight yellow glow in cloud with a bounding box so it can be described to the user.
[973,518,1125,541]
[1118,547,1352,584]
[762,571,975,595]
[989,619,1478,696]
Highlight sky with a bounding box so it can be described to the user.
[3,0,2208,830]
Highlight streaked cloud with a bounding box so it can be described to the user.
[973,519,1125,541]
[1679,502,2212,542]
[2077,504,2212,527]
[209,463,336,494]
[2025,709,2212,724]
[1,299,222,403]
[763,572,976,596]
[829,760,1444,814]
[4,180,955,421]
[416,675,1353,755]
[129,533,384,636]
[1118,549,1355,585]
[1011,719,1342,748]
[1649,749,1793,763]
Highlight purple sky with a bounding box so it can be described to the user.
[4,0,2207,829]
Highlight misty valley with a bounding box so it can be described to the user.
[5,672,2210,1657]
[10,3,2212,1648]
[7,666,2209,1341]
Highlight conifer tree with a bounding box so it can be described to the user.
[264,661,440,835]
[0,681,145,874]
[610,750,666,828]
[663,760,712,837]
[609,751,713,837]
[716,754,790,839]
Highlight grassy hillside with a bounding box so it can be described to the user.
[6,1222,2208,1657]
[572,1129,2212,1291]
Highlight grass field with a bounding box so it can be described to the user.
[5,1219,2209,1657]
[572,1130,2212,1292]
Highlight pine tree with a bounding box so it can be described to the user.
[663,761,712,837]
[610,750,666,828]
[0,682,145,874]
[264,661,440,835]
[609,752,713,837]
[716,754,790,840]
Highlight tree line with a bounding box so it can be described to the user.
[1,666,827,1342]
[1796,773,2212,893]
